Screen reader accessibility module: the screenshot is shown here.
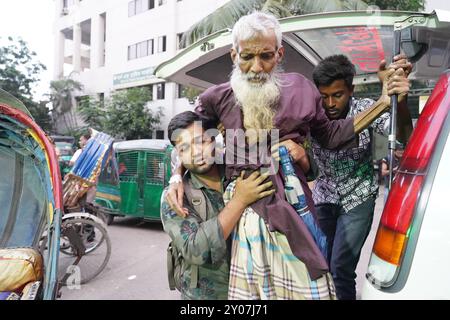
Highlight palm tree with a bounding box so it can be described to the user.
[49,78,83,133]
[180,0,369,47]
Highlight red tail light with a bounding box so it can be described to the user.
[368,71,450,286]
[402,74,450,173]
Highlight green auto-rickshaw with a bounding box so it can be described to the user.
[95,139,173,224]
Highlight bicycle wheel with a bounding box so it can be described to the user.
[59,219,107,256]
[58,217,111,286]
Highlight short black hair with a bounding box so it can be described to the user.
[167,111,216,146]
[80,129,91,140]
[313,54,356,90]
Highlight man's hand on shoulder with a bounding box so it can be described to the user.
[165,179,189,218]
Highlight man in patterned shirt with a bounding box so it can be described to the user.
[310,54,413,300]
[161,111,275,300]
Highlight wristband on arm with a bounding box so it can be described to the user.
[169,174,182,184]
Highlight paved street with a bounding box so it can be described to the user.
[60,217,179,300]
[61,187,385,300]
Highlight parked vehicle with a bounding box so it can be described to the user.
[155,10,450,299]
[0,89,62,300]
[51,135,75,179]
[95,139,173,224]
[58,131,115,285]
[362,69,450,299]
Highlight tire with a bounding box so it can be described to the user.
[58,216,111,286]
[105,213,114,225]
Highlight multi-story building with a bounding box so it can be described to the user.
[53,0,229,137]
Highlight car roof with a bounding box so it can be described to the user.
[114,139,171,152]
[155,10,450,89]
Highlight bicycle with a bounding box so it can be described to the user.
[40,174,112,287]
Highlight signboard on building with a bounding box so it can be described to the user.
[113,67,155,86]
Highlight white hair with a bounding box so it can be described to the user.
[232,11,282,50]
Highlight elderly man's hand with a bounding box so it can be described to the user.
[271,140,306,163]
[165,180,189,218]
[271,140,310,173]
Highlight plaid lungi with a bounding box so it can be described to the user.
[224,180,337,300]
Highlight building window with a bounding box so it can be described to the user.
[62,0,75,15]
[136,0,144,14]
[128,44,137,60]
[98,92,105,108]
[129,0,155,17]
[137,41,148,58]
[62,0,74,9]
[156,130,165,139]
[177,84,185,99]
[156,83,165,100]
[158,0,167,5]
[141,0,150,12]
[128,1,136,17]
[158,36,166,53]
[148,39,154,55]
[128,39,155,60]
[177,33,185,50]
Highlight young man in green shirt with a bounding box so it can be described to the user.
[161,111,274,300]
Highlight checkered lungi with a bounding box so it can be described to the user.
[224,180,337,300]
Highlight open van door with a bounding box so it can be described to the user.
[155,10,450,90]
[155,9,450,182]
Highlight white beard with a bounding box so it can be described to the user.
[230,66,281,131]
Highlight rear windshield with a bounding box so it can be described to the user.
[56,142,74,156]
[295,26,394,75]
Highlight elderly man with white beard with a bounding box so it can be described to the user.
[166,11,400,300]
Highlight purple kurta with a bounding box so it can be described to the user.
[195,73,356,280]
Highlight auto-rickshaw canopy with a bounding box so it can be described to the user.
[0,88,62,300]
[114,139,172,152]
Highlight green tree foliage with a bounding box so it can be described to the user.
[49,79,83,115]
[49,78,84,132]
[363,0,425,11]
[181,0,369,47]
[179,85,203,104]
[52,84,162,140]
[0,37,52,131]
[77,96,106,132]
[101,87,163,140]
